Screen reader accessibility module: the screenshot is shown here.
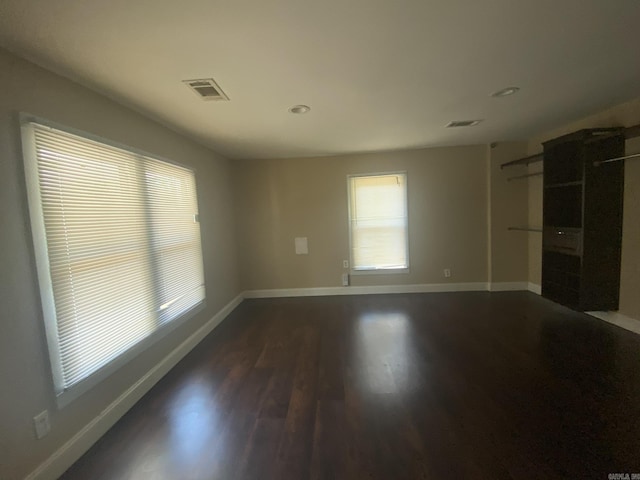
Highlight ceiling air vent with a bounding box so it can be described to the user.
[446,120,483,128]
[183,78,229,101]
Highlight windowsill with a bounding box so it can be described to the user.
[350,267,410,276]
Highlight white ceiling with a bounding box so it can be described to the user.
[1,0,639,159]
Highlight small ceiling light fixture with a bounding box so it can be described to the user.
[289,104,311,114]
[491,86,520,98]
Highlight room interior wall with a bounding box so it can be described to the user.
[526,97,640,318]
[488,142,529,285]
[0,48,240,479]
[232,146,492,291]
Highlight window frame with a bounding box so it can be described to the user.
[21,113,207,408]
[347,171,410,275]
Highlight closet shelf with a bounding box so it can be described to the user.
[545,180,583,189]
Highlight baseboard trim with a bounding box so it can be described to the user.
[488,282,529,292]
[527,283,542,295]
[244,282,489,299]
[587,310,640,336]
[25,293,244,480]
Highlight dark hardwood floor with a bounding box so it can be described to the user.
[60,292,640,479]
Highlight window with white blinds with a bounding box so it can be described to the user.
[22,120,205,401]
[348,173,409,271]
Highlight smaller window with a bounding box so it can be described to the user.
[348,172,409,271]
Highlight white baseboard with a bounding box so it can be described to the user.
[587,310,640,336]
[244,282,489,299]
[527,283,541,295]
[488,282,529,292]
[25,293,244,480]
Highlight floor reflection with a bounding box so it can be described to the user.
[351,312,414,395]
[166,380,221,468]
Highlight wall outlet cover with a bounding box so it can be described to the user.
[34,410,50,439]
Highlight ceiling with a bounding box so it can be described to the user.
[1,0,639,159]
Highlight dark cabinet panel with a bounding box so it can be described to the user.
[543,185,583,228]
[544,140,583,185]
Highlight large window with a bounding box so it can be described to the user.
[22,119,205,404]
[348,172,409,271]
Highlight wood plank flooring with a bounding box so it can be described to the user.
[60,292,640,479]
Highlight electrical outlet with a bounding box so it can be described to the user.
[444,268,451,278]
[341,273,350,286]
[34,410,50,439]
[343,260,349,268]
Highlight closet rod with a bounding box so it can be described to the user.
[594,152,640,166]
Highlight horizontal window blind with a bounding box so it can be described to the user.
[24,121,205,395]
[349,173,408,270]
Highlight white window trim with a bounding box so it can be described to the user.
[21,113,207,408]
[346,171,410,275]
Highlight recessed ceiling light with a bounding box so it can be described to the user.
[289,105,311,114]
[491,87,520,98]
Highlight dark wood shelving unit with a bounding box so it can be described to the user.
[497,122,640,311]
[541,128,625,311]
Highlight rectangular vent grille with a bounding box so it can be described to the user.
[183,78,229,101]
[446,120,483,128]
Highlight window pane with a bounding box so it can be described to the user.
[33,126,156,389]
[143,157,205,325]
